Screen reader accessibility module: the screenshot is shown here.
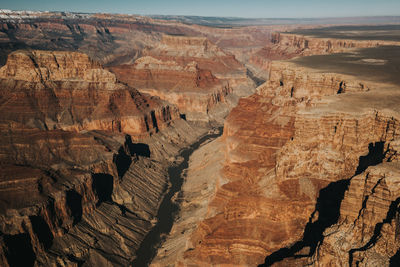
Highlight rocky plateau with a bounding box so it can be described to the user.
[0,9,400,267]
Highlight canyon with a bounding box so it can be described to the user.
[0,9,400,267]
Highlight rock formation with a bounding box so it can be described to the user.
[109,35,255,122]
[1,10,400,267]
[246,32,400,81]
[109,55,232,122]
[270,33,400,55]
[0,50,180,138]
[150,55,400,266]
[0,50,209,267]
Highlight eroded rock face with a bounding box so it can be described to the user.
[0,10,274,69]
[0,50,179,139]
[109,35,255,123]
[0,50,208,267]
[308,162,400,267]
[246,32,400,80]
[110,55,232,122]
[270,33,400,56]
[0,50,116,83]
[153,58,400,266]
[258,61,370,102]
[2,12,400,267]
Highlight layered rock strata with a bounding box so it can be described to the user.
[0,10,275,68]
[0,50,179,139]
[270,33,400,56]
[151,58,400,266]
[110,55,232,122]
[246,33,400,80]
[0,50,209,267]
[110,35,255,123]
[293,161,400,267]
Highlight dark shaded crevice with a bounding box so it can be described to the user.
[144,115,150,131]
[65,23,85,43]
[92,173,114,205]
[66,190,83,225]
[337,81,346,94]
[355,141,385,175]
[67,254,85,267]
[3,233,36,267]
[260,141,388,266]
[116,203,144,219]
[390,248,400,266]
[29,216,54,249]
[150,110,159,132]
[128,143,151,158]
[180,114,186,120]
[260,179,351,266]
[125,134,151,158]
[246,69,266,87]
[113,135,151,180]
[114,146,132,179]
[349,197,400,266]
[162,106,172,121]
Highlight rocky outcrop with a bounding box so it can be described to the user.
[259,74,400,266]
[0,49,210,267]
[246,32,400,81]
[110,35,255,123]
[270,33,400,56]
[261,90,400,266]
[257,61,370,104]
[0,50,116,83]
[0,10,274,68]
[150,35,251,89]
[307,161,400,267]
[153,58,400,266]
[110,56,232,122]
[0,50,179,139]
[0,120,206,267]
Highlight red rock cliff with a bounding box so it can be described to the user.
[163,59,400,266]
[0,50,205,267]
[0,50,179,139]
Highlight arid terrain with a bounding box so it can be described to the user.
[0,9,400,267]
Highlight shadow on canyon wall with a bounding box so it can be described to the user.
[260,141,386,266]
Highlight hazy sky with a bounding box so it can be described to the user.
[2,0,400,18]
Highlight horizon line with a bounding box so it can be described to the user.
[1,8,400,20]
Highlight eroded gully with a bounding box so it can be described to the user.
[131,127,223,267]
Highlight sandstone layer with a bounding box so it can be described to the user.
[246,32,400,81]
[109,35,255,123]
[152,57,400,266]
[2,10,400,267]
[0,50,180,139]
[0,50,210,267]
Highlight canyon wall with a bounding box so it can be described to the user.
[246,32,400,81]
[151,58,400,266]
[0,10,274,67]
[0,50,209,267]
[0,50,180,139]
[270,32,400,55]
[109,35,255,123]
[2,10,400,267]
